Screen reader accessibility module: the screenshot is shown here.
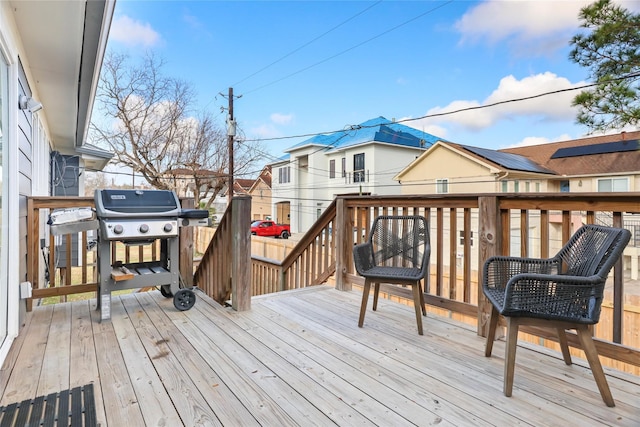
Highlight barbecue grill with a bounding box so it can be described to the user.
[94,189,208,321]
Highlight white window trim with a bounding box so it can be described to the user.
[597,176,629,192]
[436,178,449,194]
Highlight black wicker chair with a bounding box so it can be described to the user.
[483,224,631,407]
[353,215,430,335]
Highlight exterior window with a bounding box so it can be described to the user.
[598,177,628,192]
[353,153,365,183]
[278,166,290,184]
[525,181,530,192]
[436,178,448,194]
[459,230,474,246]
[501,181,508,192]
[560,180,570,192]
[514,180,519,192]
[329,159,335,179]
[341,157,346,178]
[535,182,541,192]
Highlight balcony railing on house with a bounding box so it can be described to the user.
[26,192,640,376]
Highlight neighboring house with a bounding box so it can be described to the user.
[271,116,444,232]
[394,130,640,272]
[232,178,254,196]
[248,165,273,221]
[502,130,640,194]
[0,1,115,364]
[395,130,640,195]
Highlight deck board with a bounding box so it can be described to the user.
[0,285,637,426]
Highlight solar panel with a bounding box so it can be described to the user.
[551,140,639,159]
[461,145,553,174]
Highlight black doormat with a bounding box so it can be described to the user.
[0,383,97,426]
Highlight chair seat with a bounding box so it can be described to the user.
[484,284,601,324]
[360,266,422,282]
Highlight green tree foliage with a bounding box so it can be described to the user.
[569,0,640,132]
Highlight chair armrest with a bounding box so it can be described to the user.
[501,273,606,323]
[483,256,560,290]
[353,242,374,275]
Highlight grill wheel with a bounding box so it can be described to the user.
[173,289,196,311]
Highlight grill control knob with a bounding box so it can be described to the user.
[113,224,124,235]
[164,223,173,232]
[139,224,149,233]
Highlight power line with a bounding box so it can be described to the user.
[241,1,454,96]
[230,1,383,88]
[241,72,640,144]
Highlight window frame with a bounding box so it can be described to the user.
[353,153,365,183]
[436,178,449,194]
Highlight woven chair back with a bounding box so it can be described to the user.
[556,224,630,278]
[369,215,429,270]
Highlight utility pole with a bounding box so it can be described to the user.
[226,87,236,205]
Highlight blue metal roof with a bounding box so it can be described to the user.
[286,117,443,152]
[461,145,554,174]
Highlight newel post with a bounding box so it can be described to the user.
[231,195,252,311]
[334,197,352,291]
[477,196,501,336]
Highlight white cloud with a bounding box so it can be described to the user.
[455,0,592,56]
[506,133,573,148]
[455,1,640,55]
[270,113,294,125]
[111,15,161,48]
[414,72,584,131]
[250,124,281,139]
[401,117,449,139]
[456,1,588,43]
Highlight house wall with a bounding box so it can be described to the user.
[560,174,640,193]
[271,160,296,228]
[17,61,34,326]
[250,180,272,221]
[279,143,425,233]
[398,145,499,194]
[0,4,49,364]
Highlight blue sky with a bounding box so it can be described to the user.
[106,0,640,167]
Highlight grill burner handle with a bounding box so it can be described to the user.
[179,209,209,219]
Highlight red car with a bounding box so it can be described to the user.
[250,220,291,239]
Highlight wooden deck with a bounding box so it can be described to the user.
[0,286,638,426]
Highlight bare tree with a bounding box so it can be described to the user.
[90,52,261,207]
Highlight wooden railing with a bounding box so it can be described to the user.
[194,192,640,372]
[193,195,251,310]
[26,192,640,372]
[26,196,196,310]
[249,200,337,296]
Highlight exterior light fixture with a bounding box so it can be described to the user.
[18,94,43,113]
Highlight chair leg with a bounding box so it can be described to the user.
[358,279,371,328]
[576,325,615,407]
[412,282,424,335]
[485,306,500,357]
[503,317,520,397]
[372,283,380,311]
[418,281,426,316]
[557,328,572,365]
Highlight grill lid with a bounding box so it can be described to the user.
[95,189,181,217]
